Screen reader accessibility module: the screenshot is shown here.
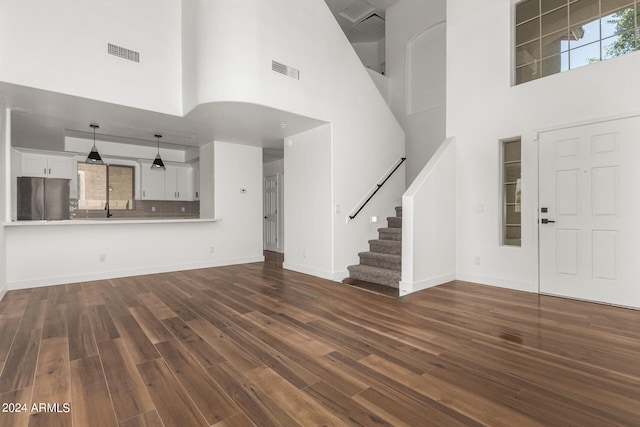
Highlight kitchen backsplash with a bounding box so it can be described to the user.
[70,199,200,219]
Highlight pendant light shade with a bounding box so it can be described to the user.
[87,123,103,164]
[151,134,165,169]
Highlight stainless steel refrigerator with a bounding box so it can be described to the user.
[17,177,70,220]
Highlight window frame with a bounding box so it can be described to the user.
[501,137,522,247]
[77,162,135,211]
[513,0,640,85]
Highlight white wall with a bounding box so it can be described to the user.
[5,140,263,290]
[447,0,640,292]
[213,141,263,258]
[263,159,284,177]
[0,0,182,115]
[182,0,405,280]
[352,40,385,74]
[367,70,389,104]
[0,107,8,299]
[199,142,215,219]
[2,0,404,289]
[401,137,455,295]
[284,125,332,278]
[387,0,446,185]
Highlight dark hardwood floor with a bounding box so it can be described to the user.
[0,263,639,426]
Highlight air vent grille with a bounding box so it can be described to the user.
[108,43,140,63]
[338,0,376,23]
[272,60,300,80]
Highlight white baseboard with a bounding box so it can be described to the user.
[8,256,265,290]
[282,262,336,281]
[455,273,537,293]
[399,273,456,296]
[332,270,349,282]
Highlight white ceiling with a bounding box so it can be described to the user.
[325,0,400,43]
[1,82,326,155]
[2,1,399,157]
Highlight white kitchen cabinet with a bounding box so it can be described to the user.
[20,152,73,179]
[192,161,200,200]
[139,161,193,201]
[139,161,165,200]
[165,164,193,201]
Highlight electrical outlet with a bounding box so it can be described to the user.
[210,246,215,254]
[99,254,106,262]
[474,256,481,265]
[151,206,156,212]
[303,249,307,258]
[181,207,185,212]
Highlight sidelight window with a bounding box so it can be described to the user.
[502,138,522,246]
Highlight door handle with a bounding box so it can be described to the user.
[541,218,556,224]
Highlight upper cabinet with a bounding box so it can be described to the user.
[165,164,193,201]
[19,151,73,179]
[139,161,166,200]
[192,161,200,201]
[139,161,194,201]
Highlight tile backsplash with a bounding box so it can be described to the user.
[70,199,200,220]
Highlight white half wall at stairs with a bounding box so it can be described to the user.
[400,137,456,296]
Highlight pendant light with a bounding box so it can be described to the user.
[151,134,165,169]
[86,123,103,164]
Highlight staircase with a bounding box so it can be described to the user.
[344,206,402,297]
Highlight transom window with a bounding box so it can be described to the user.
[515,0,640,85]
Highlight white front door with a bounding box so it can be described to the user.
[539,116,640,308]
[263,175,279,252]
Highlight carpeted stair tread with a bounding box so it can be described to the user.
[347,264,400,288]
[387,216,402,228]
[358,251,401,271]
[346,206,403,292]
[368,239,401,255]
[378,227,402,241]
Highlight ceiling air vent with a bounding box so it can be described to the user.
[107,43,140,63]
[272,60,300,80]
[339,0,376,23]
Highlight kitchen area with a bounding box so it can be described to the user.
[2,105,265,292]
[10,112,202,223]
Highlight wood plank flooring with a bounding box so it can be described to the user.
[0,263,639,426]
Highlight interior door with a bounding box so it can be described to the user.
[264,175,278,252]
[539,116,640,308]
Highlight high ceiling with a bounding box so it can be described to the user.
[3,1,399,157]
[325,0,400,43]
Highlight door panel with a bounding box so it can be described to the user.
[556,229,579,276]
[264,175,278,252]
[591,166,618,216]
[539,116,640,308]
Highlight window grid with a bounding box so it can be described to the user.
[515,0,639,84]
[502,138,522,247]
